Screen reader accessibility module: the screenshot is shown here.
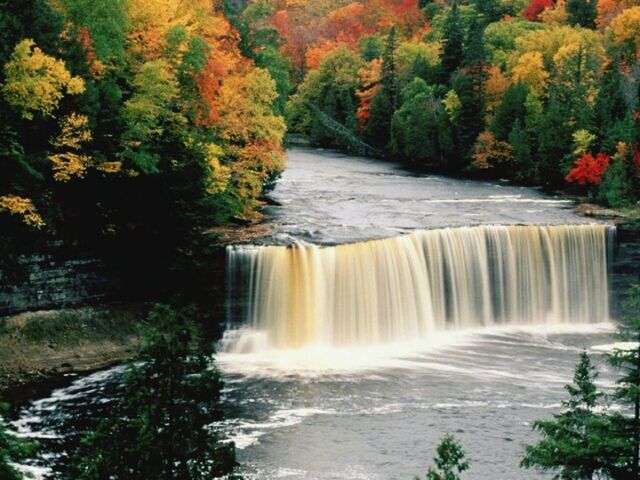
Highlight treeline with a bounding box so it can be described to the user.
[243,0,640,206]
[0,0,287,283]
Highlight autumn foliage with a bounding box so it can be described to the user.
[0,0,286,282]
[523,0,555,21]
[566,153,611,185]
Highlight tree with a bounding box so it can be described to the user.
[511,51,549,96]
[566,0,598,28]
[121,59,183,174]
[416,434,470,480]
[606,6,640,61]
[0,400,37,480]
[71,305,238,480]
[2,39,85,120]
[390,79,451,165]
[475,0,504,24]
[508,119,536,182]
[490,83,529,141]
[523,0,554,21]
[608,284,640,479]
[439,2,465,83]
[565,152,611,186]
[521,351,625,479]
[471,130,514,172]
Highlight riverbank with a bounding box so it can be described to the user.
[0,305,145,403]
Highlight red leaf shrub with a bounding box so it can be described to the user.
[565,153,611,185]
[523,0,555,21]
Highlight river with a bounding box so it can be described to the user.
[13,148,627,479]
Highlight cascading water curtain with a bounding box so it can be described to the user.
[225,224,615,351]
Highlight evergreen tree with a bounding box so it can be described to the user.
[416,434,470,480]
[536,98,573,188]
[364,27,398,148]
[566,0,597,28]
[0,401,37,480]
[491,84,528,141]
[508,120,536,182]
[70,305,238,480]
[521,351,625,479]
[449,17,488,169]
[608,284,640,479]
[439,1,465,83]
[475,0,504,25]
[381,26,399,109]
[594,57,631,153]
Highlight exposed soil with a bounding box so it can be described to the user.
[0,305,146,403]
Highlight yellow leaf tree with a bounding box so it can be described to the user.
[1,39,84,120]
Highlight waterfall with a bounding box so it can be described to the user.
[224,224,614,352]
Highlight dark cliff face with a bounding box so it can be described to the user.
[610,221,640,316]
[0,252,118,317]
[0,241,228,318]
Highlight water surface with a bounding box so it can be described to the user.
[264,148,593,245]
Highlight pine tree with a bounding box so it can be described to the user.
[381,26,398,109]
[566,0,597,28]
[608,284,640,479]
[439,1,465,83]
[449,17,488,169]
[0,401,37,480]
[508,119,536,182]
[416,434,470,480]
[521,351,624,479]
[70,305,238,480]
[475,0,504,25]
[363,27,398,149]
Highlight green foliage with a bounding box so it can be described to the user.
[358,35,384,61]
[0,1,287,285]
[254,44,292,115]
[121,60,183,173]
[417,434,470,480]
[608,284,640,478]
[391,78,451,165]
[483,19,545,69]
[439,2,465,83]
[599,141,638,207]
[566,0,597,29]
[521,351,626,479]
[508,120,536,182]
[0,401,37,480]
[490,83,528,141]
[71,304,238,480]
[289,46,362,146]
[56,0,129,62]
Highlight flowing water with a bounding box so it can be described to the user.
[13,148,626,479]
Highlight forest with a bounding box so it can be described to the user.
[0,0,286,284]
[2,0,640,278]
[249,0,640,204]
[2,1,640,479]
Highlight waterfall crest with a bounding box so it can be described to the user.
[225,224,613,351]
